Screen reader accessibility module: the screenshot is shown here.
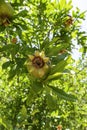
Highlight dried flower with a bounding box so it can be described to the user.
[26,51,50,78]
[65,15,73,27]
[11,38,17,44]
[57,125,62,130]
[59,49,67,55]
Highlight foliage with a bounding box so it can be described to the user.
[0,0,87,130]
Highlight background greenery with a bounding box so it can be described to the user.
[0,0,87,130]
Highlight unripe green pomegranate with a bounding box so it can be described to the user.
[26,51,50,78]
[0,1,14,26]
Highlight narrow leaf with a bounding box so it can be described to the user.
[48,85,77,102]
[2,61,13,69]
[51,56,71,75]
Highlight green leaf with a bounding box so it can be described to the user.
[31,81,43,93]
[0,44,19,57]
[46,94,57,110]
[17,10,29,17]
[8,65,17,80]
[0,118,7,129]
[0,118,12,130]
[50,56,71,75]
[48,85,77,102]
[21,105,27,118]
[2,61,13,69]
[45,72,62,81]
[58,0,66,10]
[47,44,66,56]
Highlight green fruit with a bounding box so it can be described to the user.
[0,1,14,25]
[26,51,51,78]
[0,2,14,17]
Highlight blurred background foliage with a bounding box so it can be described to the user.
[0,0,87,129]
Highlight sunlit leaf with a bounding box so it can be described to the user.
[48,85,77,102]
